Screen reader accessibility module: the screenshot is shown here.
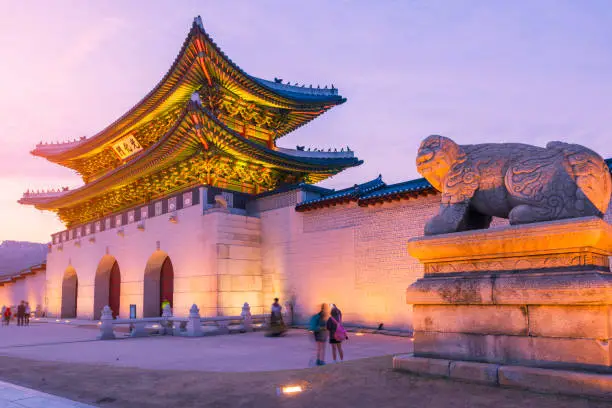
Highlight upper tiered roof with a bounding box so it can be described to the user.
[20,17,361,226]
[31,16,349,181]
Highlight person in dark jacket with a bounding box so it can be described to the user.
[313,303,329,366]
[327,305,345,362]
[266,298,287,337]
[17,301,25,326]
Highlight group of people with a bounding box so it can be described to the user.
[264,299,348,366]
[310,303,347,366]
[1,301,31,326]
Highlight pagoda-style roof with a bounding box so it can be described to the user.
[20,17,360,227]
[31,16,346,181]
[21,100,360,225]
[23,101,361,211]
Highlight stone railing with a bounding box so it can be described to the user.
[98,302,270,340]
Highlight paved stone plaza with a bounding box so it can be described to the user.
[1,322,610,407]
[0,322,411,372]
[0,380,94,407]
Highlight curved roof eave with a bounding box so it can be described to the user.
[21,103,361,210]
[196,106,362,169]
[33,16,345,164]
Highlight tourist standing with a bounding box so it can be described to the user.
[1,306,5,327]
[309,303,329,366]
[17,301,25,327]
[330,304,342,322]
[3,306,11,326]
[161,298,170,316]
[25,302,31,326]
[327,305,347,363]
[266,298,287,337]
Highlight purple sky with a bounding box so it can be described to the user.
[2,0,612,243]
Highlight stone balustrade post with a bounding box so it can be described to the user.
[217,319,230,335]
[130,321,148,338]
[187,304,203,337]
[173,319,184,336]
[98,305,115,340]
[241,302,253,332]
[161,304,173,335]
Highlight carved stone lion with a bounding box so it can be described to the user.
[416,135,612,235]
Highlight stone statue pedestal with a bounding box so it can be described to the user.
[394,217,612,398]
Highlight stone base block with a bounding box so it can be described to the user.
[414,331,612,372]
[414,305,528,335]
[393,355,612,399]
[392,354,450,377]
[499,365,612,399]
[449,360,499,385]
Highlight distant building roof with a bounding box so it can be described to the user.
[295,175,389,211]
[0,262,46,286]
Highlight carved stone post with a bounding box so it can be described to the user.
[217,319,230,335]
[187,304,203,337]
[161,304,173,335]
[241,302,253,332]
[130,322,148,338]
[98,306,115,340]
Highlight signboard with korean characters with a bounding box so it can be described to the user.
[112,134,143,160]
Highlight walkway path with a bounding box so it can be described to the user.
[0,323,412,372]
[0,380,93,407]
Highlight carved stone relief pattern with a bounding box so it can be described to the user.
[424,252,609,274]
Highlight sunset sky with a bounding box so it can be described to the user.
[1,0,612,243]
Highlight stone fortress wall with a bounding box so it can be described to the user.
[254,187,612,331]
[2,184,611,330]
[0,268,46,313]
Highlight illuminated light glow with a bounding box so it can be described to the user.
[65,320,71,323]
[55,319,60,322]
[278,385,303,395]
[152,324,160,328]
[355,332,365,336]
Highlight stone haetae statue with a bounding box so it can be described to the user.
[416,135,612,235]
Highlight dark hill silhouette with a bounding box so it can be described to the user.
[0,241,47,276]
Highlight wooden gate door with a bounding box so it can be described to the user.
[160,258,174,310]
[109,262,121,319]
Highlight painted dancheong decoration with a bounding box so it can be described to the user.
[18,16,361,227]
[416,135,612,235]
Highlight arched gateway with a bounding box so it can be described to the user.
[143,251,174,317]
[61,266,78,318]
[93,255,121,319]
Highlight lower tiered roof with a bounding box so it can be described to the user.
[21,99,361,226]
